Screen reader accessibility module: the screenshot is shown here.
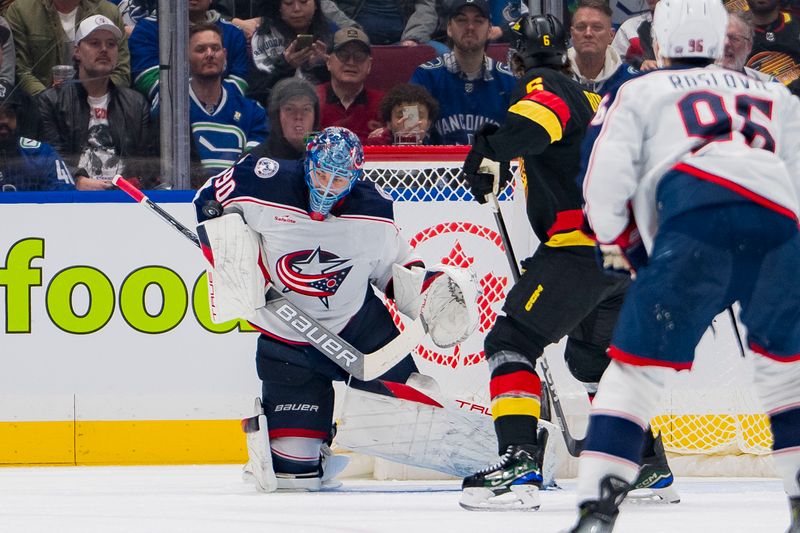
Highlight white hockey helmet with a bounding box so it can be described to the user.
[653,0,728,63]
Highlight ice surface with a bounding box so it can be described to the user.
[0,465,788,533]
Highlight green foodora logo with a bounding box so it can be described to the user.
[1,238,255,335]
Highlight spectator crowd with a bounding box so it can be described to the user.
[0,0,796,191]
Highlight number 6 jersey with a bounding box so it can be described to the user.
[581,64,800,250]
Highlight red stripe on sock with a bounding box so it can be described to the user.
[490,370,541,398]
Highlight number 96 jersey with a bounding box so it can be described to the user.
[581,65,800,250]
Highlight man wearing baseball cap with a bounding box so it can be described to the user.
[37,13,153,191]
[410,0,516,145]
[317,27,383,143]
[5,0,130,96]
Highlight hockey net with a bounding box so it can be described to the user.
[343,145,773,478]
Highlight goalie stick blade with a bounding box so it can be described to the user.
[459,485,541,512]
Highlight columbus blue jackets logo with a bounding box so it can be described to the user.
[254,157,279,178]
[275,247,352,308]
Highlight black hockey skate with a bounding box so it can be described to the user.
[459,444,543,511]
[629,433,680,503]
[568,475,631,533]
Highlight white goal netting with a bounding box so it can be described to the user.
[335,145,774,479]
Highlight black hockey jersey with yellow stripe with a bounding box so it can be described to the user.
[481,67,600,246]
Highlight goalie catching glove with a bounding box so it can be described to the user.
[392,263,480,348]
[197,213,266,323]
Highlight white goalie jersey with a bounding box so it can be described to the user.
[582,65,800,250]
[194,156,421,342]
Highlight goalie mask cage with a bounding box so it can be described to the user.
[343,145,775,479]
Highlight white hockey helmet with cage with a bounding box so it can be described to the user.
[652,0,728,63]
[304,127,364,220]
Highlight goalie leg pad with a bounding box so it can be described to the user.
[335,383,499,478]
[197,213,266,323]
[242,398,278,493]
[420,264,480,348]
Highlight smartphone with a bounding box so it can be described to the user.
[296,34,314,51]
[401,105,420,127]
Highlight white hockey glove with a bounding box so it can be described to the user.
[420,264,480,348]
[197,213,266,323]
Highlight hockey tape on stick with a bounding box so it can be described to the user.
[113,175,425,381]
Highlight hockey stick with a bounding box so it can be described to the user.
[485,191,583,456]
[539,356,584,456]
[112,175,425,381]
[486,193,520,284]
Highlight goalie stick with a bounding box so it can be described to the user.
[112,175,425,381]
[485,191,587,455]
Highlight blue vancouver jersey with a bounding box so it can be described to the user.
[411,53,517,145]
[184,81,268,175]
[152,81,268,177]
[194,155,419,342]
[0,138,74,192]
[130,14,250,101]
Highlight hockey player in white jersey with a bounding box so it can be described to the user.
[193,126,479,492]
[568,0,800,531]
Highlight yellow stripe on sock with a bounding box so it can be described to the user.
[491,397,541,420]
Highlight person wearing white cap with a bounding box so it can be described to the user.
[5,0,130,96]
[37,13,153,191]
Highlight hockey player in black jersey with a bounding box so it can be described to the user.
[458,13,677,511]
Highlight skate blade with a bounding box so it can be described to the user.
[459,485,541,511]
[627,484,680,504]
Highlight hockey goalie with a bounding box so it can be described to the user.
[193,127,500,492]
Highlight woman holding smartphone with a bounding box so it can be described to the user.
[247,0,334,107]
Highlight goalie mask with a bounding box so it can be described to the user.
[304,127,364,221]
[509,14,568,72]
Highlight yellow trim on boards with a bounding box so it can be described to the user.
[0,420,247,466]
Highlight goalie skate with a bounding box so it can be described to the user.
[459,444,542,511]
[243,439,349,490]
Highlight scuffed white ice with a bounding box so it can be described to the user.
[0,465,788,533]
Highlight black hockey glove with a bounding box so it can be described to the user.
[462,124,510,204]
